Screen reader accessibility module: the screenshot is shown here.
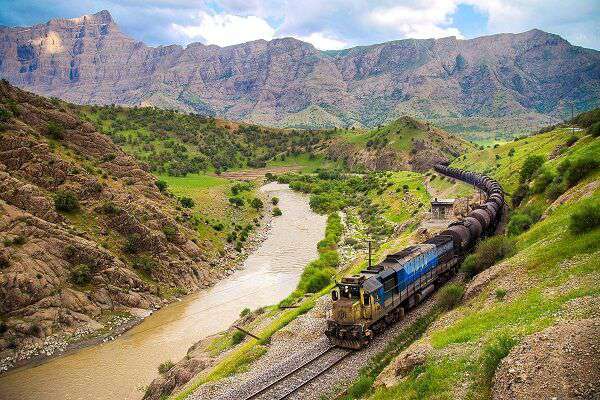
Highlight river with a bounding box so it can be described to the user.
[0,182,326,400]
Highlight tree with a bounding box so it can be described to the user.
[250,197,263,210]
[272,207,282,216]
[519,155,545,183]
[271,197,279,205]
[54,190,79,212]
[179,196,195,208]
[47,121,65,140]
[155,180,168,192]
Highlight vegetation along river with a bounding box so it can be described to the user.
[0,182,327,400]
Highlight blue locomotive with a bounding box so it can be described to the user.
[326,165,505,349]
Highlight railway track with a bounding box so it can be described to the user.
[241,346,353,400]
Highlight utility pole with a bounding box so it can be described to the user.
[571,102,575,136]
[367,240,372,269]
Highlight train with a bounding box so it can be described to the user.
[325,165,505,349]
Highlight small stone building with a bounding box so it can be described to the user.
[430,198,455,220]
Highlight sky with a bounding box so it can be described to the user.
[0,0,599,50]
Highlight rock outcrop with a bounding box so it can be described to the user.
[493,318,600,400]
[0,81,224,366]
[1,11,599,135]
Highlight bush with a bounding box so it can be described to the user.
[71,264,92,285]
[231,330,245,345]
[437,283,464,311]
[98,201,121,214]
[519,155,545,183]
[564,156,599,187]
[459,254,478,277]
[462,237,515,278]
[250,197,263,210]
[47,121,65,140]
[271,197,279,205]
[507,204,543,236]
[133,256,158,274]
[495,288,507,300]
[155,180,168,192]
[0,107,13,123]
[272,207,282,216]
[162,225,177,241]
[565,135,578,146]
[303,269,331,293]
[569,201,600,234]
[239,308,251,317]
[545,180,567,200]
[229,197,244,207]
[179,196,195,208]
[158,360,175,375]
[123,234,142,254]
[588,121,600,137]
[511,184,529,208]
[531,167,555,194]
[54,190,79,212]
[12,235,27,246]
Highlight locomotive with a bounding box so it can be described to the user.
[325,165,505,349]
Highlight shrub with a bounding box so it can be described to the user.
[519,155,545,183]
[0,254,9,269]
[475,236,516,271]
[565,135,578,146]
[507,204,543,236]
[569,201,600,234]
[12,235,27,246]
[98,201,121,214]
[158,360,175,375]
[272,207,282,216]
[229,197,244,207]
[250,197,264,210]
[47,121,65,140]
[54,190,79,212]
[462,237,515,278]
[531,167,554,194]
[239,308,251,317]
[179,196,195,208]
[511,184,529,207]
[71,264,92,285]
[508,148,515,157]
[271,197,279,205]
[545,180,567,200]
[123,234,142,254]
[564,156,599,187]
[588,121,600,137]
[303,269,331,293]
[0,107,13,123]
[231,330,245,345]
[495,288,507,300]
[133,256,158,274]
[155,180,168,192]
[459,255,478,279]
[162,225,177,241]
[437,283,464,311]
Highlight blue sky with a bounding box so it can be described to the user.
[1,0,599,50]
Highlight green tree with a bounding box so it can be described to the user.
[54,190,79,212]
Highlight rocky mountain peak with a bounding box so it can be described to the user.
[0,12,598,137]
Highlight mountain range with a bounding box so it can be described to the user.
[1,10,599,138]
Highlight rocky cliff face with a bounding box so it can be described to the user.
[1,11,599,136]
[0,81,226,367]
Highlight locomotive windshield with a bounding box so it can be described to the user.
[338,284,360,299]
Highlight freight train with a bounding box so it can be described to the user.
[325,165,505,349]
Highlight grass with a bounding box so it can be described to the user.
[267,153,339,172]
[159,173,228,191]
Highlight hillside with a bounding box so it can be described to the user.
[73,104,469,174]
[0,81,265,370]
[2,11,600,139]
[360,114,600,400]
[326,116,472,171]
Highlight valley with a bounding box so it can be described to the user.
[0,10,598,399]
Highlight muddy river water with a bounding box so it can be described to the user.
[0,183,326,400]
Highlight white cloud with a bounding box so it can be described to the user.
[170,12,275,46]
[297,32,348,50]
[368,0,464,39]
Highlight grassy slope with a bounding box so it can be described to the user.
[367,128,600,400]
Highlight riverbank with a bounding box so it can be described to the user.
[0,188,274,376]
[0,182,326,400]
